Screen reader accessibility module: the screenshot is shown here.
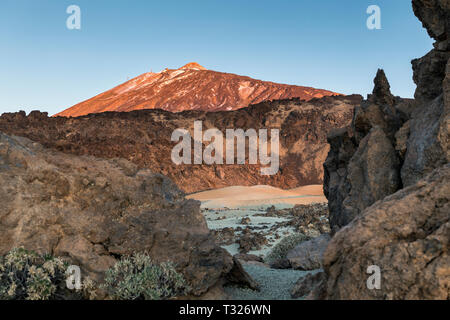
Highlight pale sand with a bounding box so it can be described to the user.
[187,184,326,209]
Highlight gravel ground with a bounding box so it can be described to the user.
[203,207,295,257]
[224,263,319,300]
[198,198,328,300]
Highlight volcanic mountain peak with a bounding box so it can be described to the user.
[55,63,341,117]
[179,62,207,71]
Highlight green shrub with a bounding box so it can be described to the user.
[101,252,189,300]
[0,247,97,300]
[0,247,69,300]
[265,233,311,264]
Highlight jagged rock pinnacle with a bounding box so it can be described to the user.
[370,69,395,106]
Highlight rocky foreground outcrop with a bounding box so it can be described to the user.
[318,0,449,299]
[0,95,361,193]
[323,165,449,299]
[0,133,253,298]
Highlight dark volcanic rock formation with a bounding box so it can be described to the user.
[0,132,246,298]
[324,1,449,233]
[324,74,406,231]
[0,95,361,193]
[319,0,449,300]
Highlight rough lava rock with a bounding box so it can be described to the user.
[323,165,449,299]
[324,73,405,232]
[412,0,449,48]
[286,234,330,270]
[290,272,327,299]
[318,0,450,299]
[0,133,250,298]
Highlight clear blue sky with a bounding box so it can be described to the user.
[0,0,433,115]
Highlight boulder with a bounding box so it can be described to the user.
[225,256,260,291]
[238,230,268,253]
[287,234,331,270]
[322,165,450,300]
[290,272,327,299]
[0,133,239,297]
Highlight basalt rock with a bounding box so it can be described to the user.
[324,77,405,232]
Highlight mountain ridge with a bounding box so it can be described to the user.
[55,62,341,117]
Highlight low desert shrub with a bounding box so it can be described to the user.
[101,252,188,300]
[0,247,97,300]
[265,233,311,264]
[0,247,68,300]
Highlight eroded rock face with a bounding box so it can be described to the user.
[340,127,401,227]
[368,69,396,107]
[0,95,360,194]
[401,93,447,186]
[403,0,450,187]
[0,133,235,297]
[324,1,449,231]
[323,165,449,300]
[412,0,449,47]
[404,1,450,186]
[324,75,406,232]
